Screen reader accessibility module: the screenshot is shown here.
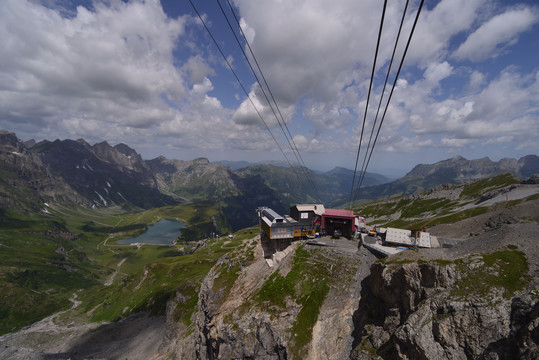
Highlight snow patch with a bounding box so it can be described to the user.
[94,191,107,206]
[117,192,128,202]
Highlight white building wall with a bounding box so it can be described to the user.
[384,228,431,248]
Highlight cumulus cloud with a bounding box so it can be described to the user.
[424,62,453,84]
[0,0,188,138]
[468,71,486,92]
[0,0,537,170]
[454,7,538,61]
[402,68,539,144]
[234,0,390,105]
[406,0,486,64]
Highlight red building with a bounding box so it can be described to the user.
[321,208,356,238]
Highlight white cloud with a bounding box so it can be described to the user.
[440,137,473,147]
[234,0,391,105]
[406,0,486,65]
[381,136,434,153]
[0,0,537,170]
[454,7,538,61]
[468,71,486,91]
[0,0,189,136]
[182,55,216,84]
[302,102,350,133]
[424,62,453,84]
[402,68,539,146]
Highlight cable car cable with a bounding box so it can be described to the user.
[187,0,302,181]
[348,0,388,209]
[352,0,410,205]
[352,0,425,203]
[218,0,322,202]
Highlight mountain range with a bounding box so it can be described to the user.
[352,154,539,203]
[1,130,538,229]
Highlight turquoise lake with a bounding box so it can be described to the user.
[116,218,184,245]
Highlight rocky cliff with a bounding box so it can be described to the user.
[0,130,83,210]
[354,155,539,201]
[351,254,538,359]
[177,222,538,359]
[190,239,377,360]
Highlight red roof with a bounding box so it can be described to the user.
[323,209,354,218]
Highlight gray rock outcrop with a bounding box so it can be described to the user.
[351,257,538,359]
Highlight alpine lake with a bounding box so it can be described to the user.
[116,218,184,245]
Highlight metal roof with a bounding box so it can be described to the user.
[323,208,355,218]
[294,204,325,215]
[261,208,285,223]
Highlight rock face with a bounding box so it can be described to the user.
[192,240,375,360]
[523,174,539,184]
[194,240,290,359]
[186,234,537,360]
[404,155,539,183]
[147,156,240,201]
[0,131,84,210]
[0,131,176,210]
[351,255,538,359]
[34,138,174,208]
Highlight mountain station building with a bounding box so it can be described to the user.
[320,208,356,238]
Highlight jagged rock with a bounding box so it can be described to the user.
[192,240,375,360]
[351,257,537,360]
[483,214,520,229]
[522,174,539,184]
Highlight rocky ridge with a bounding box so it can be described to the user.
[191,240,378,360]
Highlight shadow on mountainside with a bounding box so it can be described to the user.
[43,314,165,360]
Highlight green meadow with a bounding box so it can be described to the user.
[0,202,243,335]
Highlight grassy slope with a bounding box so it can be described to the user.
[353,173,522,228]
[0,202,233,335]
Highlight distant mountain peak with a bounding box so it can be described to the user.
[76,138,91,147]
[193,157,210,164]
[447,155,466,162]
[113,143,138,157]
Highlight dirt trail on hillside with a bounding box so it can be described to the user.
[104,257,127,286]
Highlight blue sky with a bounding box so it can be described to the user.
[0,0,538,177]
